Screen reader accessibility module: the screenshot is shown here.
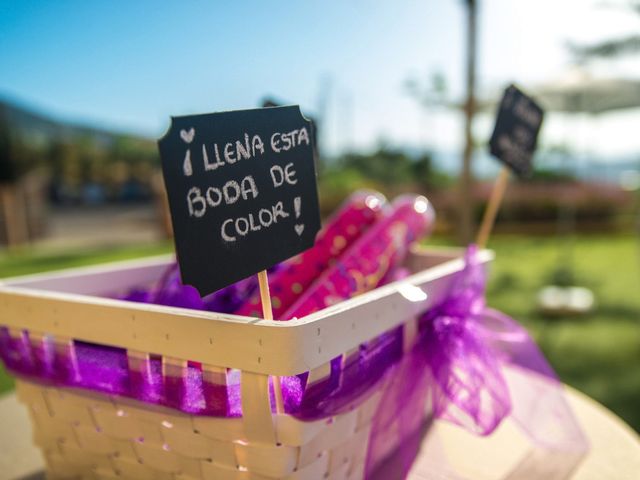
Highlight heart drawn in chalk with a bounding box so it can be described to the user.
[180,128,195,144]
[294,224,305,236]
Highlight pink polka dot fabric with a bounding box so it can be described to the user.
[283,195,435,320]
[234,191,387,319]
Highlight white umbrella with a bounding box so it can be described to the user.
[472,67,640,115]
[532,67,640,114]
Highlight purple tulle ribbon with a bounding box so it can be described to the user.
[365,245,588,478]
[119,262,284,314]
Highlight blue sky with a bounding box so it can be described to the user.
[2,1,640,157]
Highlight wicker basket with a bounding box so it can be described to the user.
[0,247,492,480]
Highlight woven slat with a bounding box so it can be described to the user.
[193,415,245,443]
[274,415,326,447]
[16,376,389,480]
[241,371,277,445]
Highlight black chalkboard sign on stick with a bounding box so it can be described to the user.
[158,105,321,413]
[477,85,544,247]
[159,105,321,296]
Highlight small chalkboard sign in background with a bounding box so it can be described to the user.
[489,84,544,178]
[477,84,545,247]
[158,106,321,297]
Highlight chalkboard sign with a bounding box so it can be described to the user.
[158,106,321,296]
[489,85,544,178]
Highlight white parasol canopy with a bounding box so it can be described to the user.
[473,67,640,115]
[532,67,640,114]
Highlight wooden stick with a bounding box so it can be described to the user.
[257,270,273,320]
[476,167,510,248]
[257,269,284,414]
[1,185,28,250]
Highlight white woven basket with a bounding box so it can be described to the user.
[0,247,492,480]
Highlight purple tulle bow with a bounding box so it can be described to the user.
[419,244,513,436]
[366,245,588,478]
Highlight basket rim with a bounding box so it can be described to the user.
[0,247,493,376]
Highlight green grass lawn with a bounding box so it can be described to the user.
[1,235,638,432]
[0,242,173,279]
[483,235,640,432]
[0,242,174,393]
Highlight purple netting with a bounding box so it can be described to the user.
[121,262,285,314]
[365,245,588,478]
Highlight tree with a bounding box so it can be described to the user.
[460,0,478,244]
[0,112,17,183]
[404,71,448,110]
[405,1,478,244]
[340,147,415,186]
[570,1,640,60]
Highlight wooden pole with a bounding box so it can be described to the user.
[1,184,28,250]
[459,0,478,244]
[476,167,510,248]
[257,269,284,414]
